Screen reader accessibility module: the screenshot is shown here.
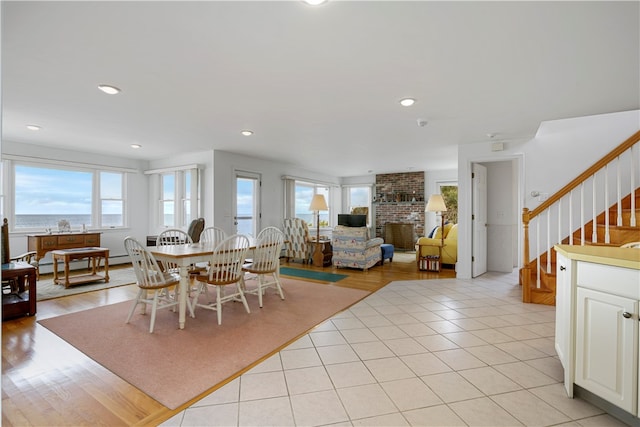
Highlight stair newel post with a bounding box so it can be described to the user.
[522,208,531,303]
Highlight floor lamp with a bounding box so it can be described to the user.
[426,194,447,247]
[309,194,328,267]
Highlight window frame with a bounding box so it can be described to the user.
[146,165,201,230]
[294,181,331,229]
[3,159,128,232]
[346,185,372,224]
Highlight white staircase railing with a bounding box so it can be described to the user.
[521,130,640,302]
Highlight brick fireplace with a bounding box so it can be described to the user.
[374,172,425,249]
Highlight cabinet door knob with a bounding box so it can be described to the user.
[559,266,566,271]
[622,312,632,319]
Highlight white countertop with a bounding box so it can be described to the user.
[554,244,640,270]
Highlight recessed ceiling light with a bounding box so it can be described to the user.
[303,0,328,5]
[26,124,41,131]
[399,98,415,107]
[130,144,142,149]
[241,130,254,136]
[98,84,121,95]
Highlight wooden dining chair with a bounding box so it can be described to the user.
[124,237,180,333]
[191,234,251,325]
[199,226,227,245]
[156,228,193,274]
[241,226,285,308]
[156,228,197,314]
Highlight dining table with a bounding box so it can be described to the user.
[148,237,265,330]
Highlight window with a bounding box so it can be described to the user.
[8,162,127,231]
[147,166,200,229]
[440,183,458,224]
[295,182,330,228]
[347,186,371,223]
[161,173,175,227]
[100,171,124,227]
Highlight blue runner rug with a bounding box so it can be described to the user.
[280,267,348,282]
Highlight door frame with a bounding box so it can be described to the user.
[457,153,524,279]
[233,170,261,236]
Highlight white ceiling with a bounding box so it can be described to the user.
[2,1,639,177]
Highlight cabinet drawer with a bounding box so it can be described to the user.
[577,261,640,299]
[57,235,85,246]
[84,234,100,246]
[41,236,57,248]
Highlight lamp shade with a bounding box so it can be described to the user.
[309,194,328,211]
[425,194,447,213]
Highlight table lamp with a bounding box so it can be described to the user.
[309,194,328,267]
[426,194,447,246]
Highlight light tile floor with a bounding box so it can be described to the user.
[160,272,629,427]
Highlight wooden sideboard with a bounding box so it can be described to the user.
[27,232,101,263]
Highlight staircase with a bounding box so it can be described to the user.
[520,130,640,305]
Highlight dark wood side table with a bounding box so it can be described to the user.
[2,261,37,320]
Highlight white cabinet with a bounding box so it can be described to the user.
[555,252,574,397]
[553,245,640,420]
[574,286,637,414]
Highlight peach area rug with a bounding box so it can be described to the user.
[38,279,370,410]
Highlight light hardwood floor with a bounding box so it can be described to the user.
[2,254,455,427]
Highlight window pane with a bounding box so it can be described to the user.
[163,201,174,227]
[102,200,123,227]
[183,200,191,226]
[162,173,175,199]
[295,184,314,227]
[100,172,122,198]
[15,165,92,229]
[349,187,370,208]
[317,187,329,226]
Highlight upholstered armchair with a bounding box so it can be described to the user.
[283,218,312,263]
[332,225,383,271]
[415,223,458,266]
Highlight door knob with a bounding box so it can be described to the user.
[622,312,632,319]
[559,266,566,271]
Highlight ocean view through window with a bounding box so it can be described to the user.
[10,163,126,230]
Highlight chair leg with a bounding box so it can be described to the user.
[125,289,143,324]
[273,272,285,301]
[257,275,264,308]
[216,286,223,325]
[149,293,159,333]
[237,282,251,314]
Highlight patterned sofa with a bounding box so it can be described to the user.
[332,225,383,271]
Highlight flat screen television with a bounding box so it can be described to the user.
[337,214,367,227]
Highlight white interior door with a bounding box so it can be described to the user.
[234,171,260,236]
[472,163,488,277]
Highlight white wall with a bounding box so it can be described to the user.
[2,141,149,270]
[457,110,640,279]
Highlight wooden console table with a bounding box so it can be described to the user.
[2,261,37,320]
[52,247,110,288]
[28,232,101,265]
